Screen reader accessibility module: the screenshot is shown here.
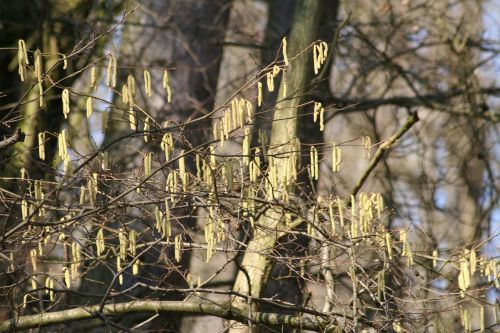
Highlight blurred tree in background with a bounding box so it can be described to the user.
[0,0,499,332]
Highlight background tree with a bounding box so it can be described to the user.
[1,0,499,332]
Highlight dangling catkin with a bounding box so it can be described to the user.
[163,70,172,103]
[106,54,116,89]
[17,39,28,82]
[144,69,152,97]
[62,89,70,119]
[86,97,93,118]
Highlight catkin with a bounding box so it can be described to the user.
[86,97,93,118]
[106,54,116,89]
[64,267,71,288]
[17,39,28,82]
[132,260,140,275]
[385,232,393,259]
[163,70,172,103]
[266,72,274,92]
[62,54,68,70]
[144,117,150,142]
[38,132,46,160]
[310,146,318,180]
[34,50,43,82]
[174,234,182,262]
[313,102,325,131]
[243,127,250,165]
[127,75,135,107]
[144,69,151,97]
[90,65,97,90]
[282,37,288,66]
[62,89,70,119]
[362,136,371,160]
[144,152,152,177]
[331,142,341,172]
[313,41,328,75]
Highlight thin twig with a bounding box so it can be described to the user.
[350,111,419,197]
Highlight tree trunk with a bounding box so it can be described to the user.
[229,1,323,332]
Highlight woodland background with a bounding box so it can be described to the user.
[0,0,500,332]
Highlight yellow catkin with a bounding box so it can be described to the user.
[313,102,324,131]
[21,200,28,220]
[86,96,93,118]
[122,84,129,104]
[62,89,70,119]
[144,152,152,177]
[332,142,341,172]
[432,249,438,267]
[144,69,151,97]
[469,249,477,275]
[266,72,274,92]
[64,267,71,288]
[129,230,136,256]
[174,234,182,262]
[96,227,104,256]
[79,185,86,205]
[164,200,172,240]
[257,81,263,106]
[38,132,46,160]
[58,129,68,160]
[282,37,288,66]
[62,54,68,70]
[179,151,188,192]
[132,259,140,275]
[385,232,393,259]
[34,49,43,82]
[90,65,97,90]
[313,41,328,75]
[119,228,127,260]
[129,109,136,131]
[30,249,37,271]
[106,54,116,89]
[18,39,28,81]
[144,117,150,142]
[163,70,172,103]
[310,146,318,180]
[161,133,173,160]
[243,127,250,165]
[127,75,135,107]
[337,197,344,227]
[362,136,371,160]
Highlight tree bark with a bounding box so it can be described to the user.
[230,1,323,332]
[0,300,339,333]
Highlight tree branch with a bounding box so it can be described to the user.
[318,87,500,120]
[0,300,339,332]
[0,128,25,150]
[350,111,419,197]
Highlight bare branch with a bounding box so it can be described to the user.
[0,300,339,333]
[350,111,420,197]
[0,128,24,150]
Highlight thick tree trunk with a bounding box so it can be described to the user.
[229,1,324,332]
